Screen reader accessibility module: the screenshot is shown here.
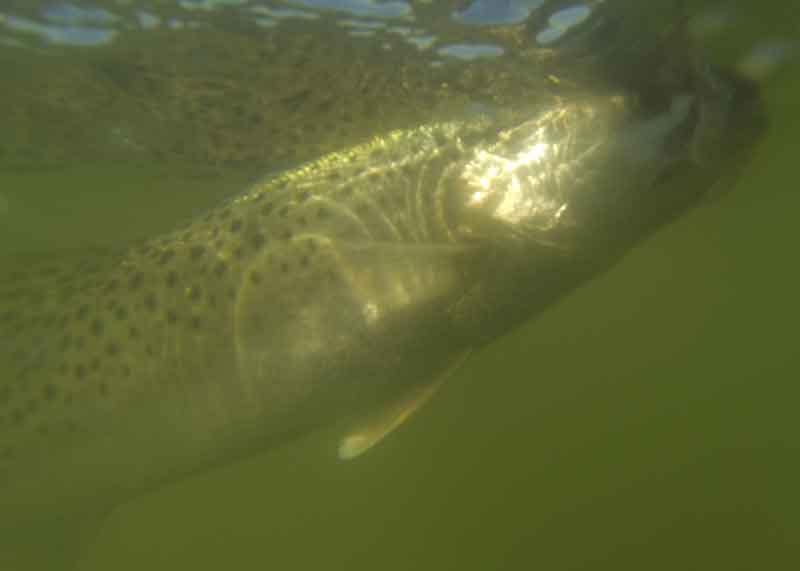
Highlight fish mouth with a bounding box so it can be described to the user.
[603,12,768,171]
[615,63,767,245]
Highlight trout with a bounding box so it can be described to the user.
[0,27,764,568]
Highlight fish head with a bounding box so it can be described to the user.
[451,32,766,249]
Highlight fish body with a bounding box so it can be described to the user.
[0,27,764,564]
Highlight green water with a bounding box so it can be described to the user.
[84,92,800,570]
[1,1,799,569]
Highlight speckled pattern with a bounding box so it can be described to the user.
[0,117,496,509]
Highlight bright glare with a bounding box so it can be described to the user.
[461,131,569,229]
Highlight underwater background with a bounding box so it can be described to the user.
[0,0,798,569]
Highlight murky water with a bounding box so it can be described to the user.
[1,1,798,569]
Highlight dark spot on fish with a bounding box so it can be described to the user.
[115,306,128,321]
[190,316,202,329]
[76,304,89,321]
[279,205,290,218]
[298,216,308,226]
[188,287,202,302]
[145,344,154,357]
[91,319,104,337]
[233,247,243,260]
[281,262,289,274]
[214,262,227,277]
[166,311,177,324]
[231,219,243,233]
[370,147,386,160]
[219,209,231,220]
[317,206,329,220]
[282,230,293,240]
[166,271,178,288]
[190,245,206,260]
[208,294,217,308]
[43,384,57,401]
[252,233,266,250]
[298,191,311,203]
[144,293,157,311]
[433,131,448,147]
[106,343,119,357]
[250,271,262,285]
[74,364,86,380]
[300,256,309,268]
[130,272,144,290]
[129,327,139,339]
[261,203,274,216]
[159,250,175,265]
[210,227,220,240]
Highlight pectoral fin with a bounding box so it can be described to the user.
[338,351,471,460]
